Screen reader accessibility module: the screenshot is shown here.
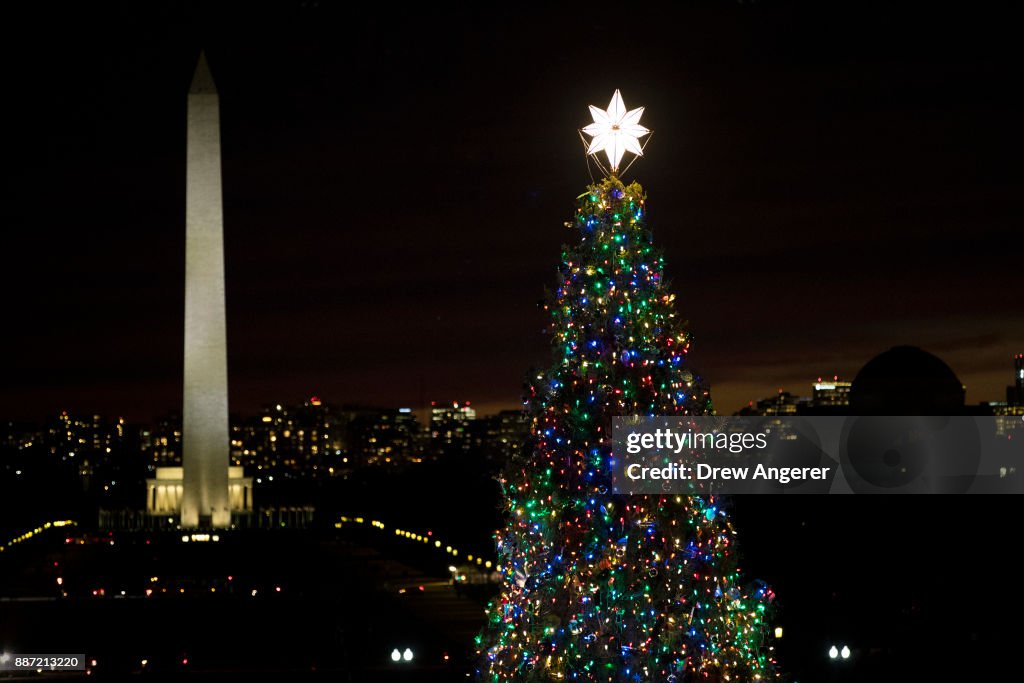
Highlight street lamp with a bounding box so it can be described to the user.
[829,644,852,660]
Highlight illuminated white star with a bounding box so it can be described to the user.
[582,89,650,173]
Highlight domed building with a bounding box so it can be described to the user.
[850,346,966,415]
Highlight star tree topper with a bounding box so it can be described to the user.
[582,89,650,174]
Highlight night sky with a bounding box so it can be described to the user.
[4,2,1021,423]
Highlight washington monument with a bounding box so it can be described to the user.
[181,52,230,528]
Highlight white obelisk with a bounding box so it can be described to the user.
[181,51,230,529]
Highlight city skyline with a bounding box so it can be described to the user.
[5,345,1021,432]
[3,346,1020,425]
[4,3,1020,422]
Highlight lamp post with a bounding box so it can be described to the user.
[828,643,852,681]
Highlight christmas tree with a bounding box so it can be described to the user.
[476,91,778,682]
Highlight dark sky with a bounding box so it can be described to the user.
[3,1,1021,423]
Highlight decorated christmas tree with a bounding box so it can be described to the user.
[476,91,778,682]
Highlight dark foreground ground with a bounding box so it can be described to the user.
[1,526,490,681]
[2,456,1022,682]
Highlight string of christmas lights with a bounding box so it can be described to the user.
[1,519,77,552]
[335,515,495,569]
[476,177,779,682]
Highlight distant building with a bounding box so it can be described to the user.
[468,414,500,457]
[234,398,347,475]
[237,404,296,472]
[0,421,36,452]
[430,401,476,457]
[467,409,531,463]
[736,391,806,416]
[348,407,421,466]
[1008,353,1024,406]
[496,410,532,460]
[38,411,134,486]
[737,348,1020,418]
[144,414,182,466]
[43,411,126,463]
[812,376,851,407]
[290,397,344,467]
[986,355,1024,438]
[146,465,252,516]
